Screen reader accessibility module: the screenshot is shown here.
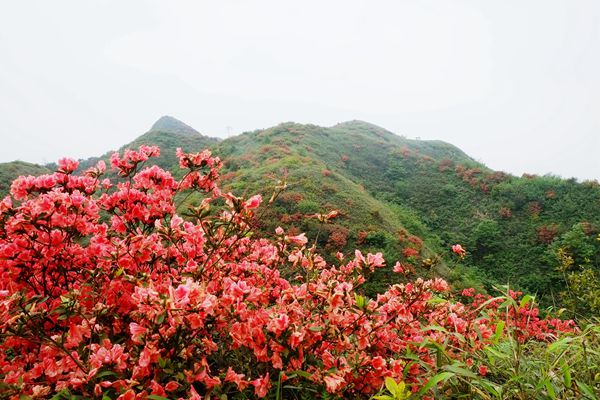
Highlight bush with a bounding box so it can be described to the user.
[297,199,319,214]
[364,231,391,248]
[0,146,581,399]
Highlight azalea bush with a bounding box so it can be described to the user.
[0,146,578,399]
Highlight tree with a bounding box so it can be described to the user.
[549,223,600,316]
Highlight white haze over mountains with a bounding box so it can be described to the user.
[0,0,598,180]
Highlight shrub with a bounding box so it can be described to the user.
[364,231,391,248]
[297,199,319,214]
[0,146,579,399]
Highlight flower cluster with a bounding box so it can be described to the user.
[0,146,574,399]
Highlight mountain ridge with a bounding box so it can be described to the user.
[1,117,598,308]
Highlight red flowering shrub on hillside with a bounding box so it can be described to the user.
[0,146,574,399]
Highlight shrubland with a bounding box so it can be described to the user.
[2,119,598,315]
[1,146,598,399]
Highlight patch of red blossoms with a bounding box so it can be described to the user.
[0,146,574,399]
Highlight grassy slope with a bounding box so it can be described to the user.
[214,121,600,302]
[2,119,598,302]
[0,161,52,197]
[212,122,476,292]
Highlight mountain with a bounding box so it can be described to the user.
[1,118,599,310]
[212,121,600,305]
[212,121,472,292]
[150,115,202,136]
[76,115,220,176]
[0,115,219,193]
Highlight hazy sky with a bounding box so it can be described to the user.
[0,1,598,180]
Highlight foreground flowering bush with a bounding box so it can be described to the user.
[0,146,575,399]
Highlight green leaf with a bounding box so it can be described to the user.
[544,379,556,399]
[354,293,366,309]
[519,294,535,309]
[443,364,477,378]
[492,320,505,342]
[485,346,510,361]
[147,396,170,400]
[548,336,572,353]
[426,296,447,305]
[395,381,407,400]
[421,325,448,333]
[95,370,118,379]
[49,390,71,400]
[308,326,323,332]
[561,363,572,388]
[289,370,312,379]
[417,371,454,395]
[384,377,397,396]
[475,379,500,397]
[577,381,599,400]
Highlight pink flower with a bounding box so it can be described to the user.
[479,365,488,376]
[393,262,405,274]
[367,252,385,269]
[116,389,136,400]
[251,373,270,398]
[323,374,345,393]
[371,356,386,370]
[225,367,248,390]
[129,322,148,343]
[189,385,202,400]
[452,244,466,258]
[243,194,262,210]
[58,157,79,173]
[267,313,290,336]
[287,233,307,246]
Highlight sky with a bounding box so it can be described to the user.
[0,0,598,180]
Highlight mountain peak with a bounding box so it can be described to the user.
[150,116,200,136]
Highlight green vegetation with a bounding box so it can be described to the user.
[212,120,600,313]
[78,116,219,178]
[1,118,599,315]
[0,160,51,197]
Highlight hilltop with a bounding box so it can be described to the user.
[150,115,202,136]
[76,116,220,176]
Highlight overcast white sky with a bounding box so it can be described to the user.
[0,1,598,180]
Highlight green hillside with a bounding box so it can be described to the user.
[211,122,463,293]
[77,116,220,178]
[0,161,52,197]
[213,121,600,310]
[2,118,599,312]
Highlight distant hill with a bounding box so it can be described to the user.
[0,161,52,197]
[76,116,219,176]
[150,115,203,136]
[1,117,598,307]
